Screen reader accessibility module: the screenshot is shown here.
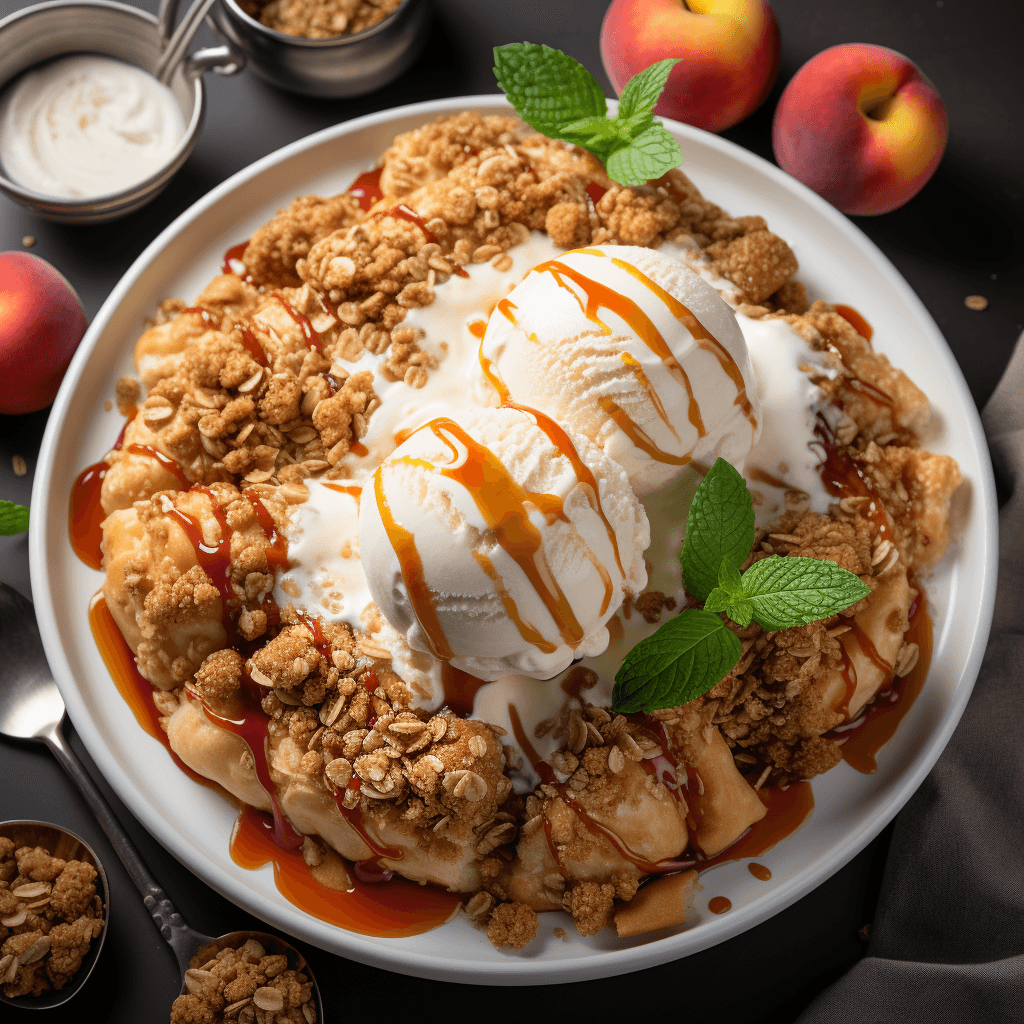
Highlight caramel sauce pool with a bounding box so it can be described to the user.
[230,806,461,937]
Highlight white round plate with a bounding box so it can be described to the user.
[30,95,998,984]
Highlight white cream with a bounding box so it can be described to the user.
[736,313,835,525]
[0,54,185,199]
[328,231,566,479]
[274,480,373,630]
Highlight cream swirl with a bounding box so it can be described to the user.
[0,54,185,199]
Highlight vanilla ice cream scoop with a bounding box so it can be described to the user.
[359,405,650,681]
[478,245,762,495]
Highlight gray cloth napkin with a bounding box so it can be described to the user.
[798,335,1024,1023]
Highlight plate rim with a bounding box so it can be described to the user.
[29,93,999,985]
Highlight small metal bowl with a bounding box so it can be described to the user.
[211,0,429,98]
[0,820,110,1010]
[0,0,244,224]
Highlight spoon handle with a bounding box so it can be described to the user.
[155,0,220,84]
[158,0,183,44]
[42,716,208,972]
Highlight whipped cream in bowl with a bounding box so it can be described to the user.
[0,0,242,222]
[0,54,186,201]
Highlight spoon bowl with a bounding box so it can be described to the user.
[0,584,323,1021]
[0,820,109,1010]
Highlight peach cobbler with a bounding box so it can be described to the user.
[81,111,961,948]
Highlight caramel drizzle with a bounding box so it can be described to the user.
[814,412,895,545]
[376,337,629,658]
[478,351,625,580]
[378,203,468,277]
[397,418,593,652]
[373,469,454,661]
[531,256,707,447]
[608,255,758,431]
[322,482,363,498]
[471,550,558,655]
[197,675,302,850]
[834,621,894,718]
[746,465,794,490]
[244,488,288,572]
[620,351,680,441]
[597,396,693,466]
[271,293,322,353]
[125,444,190,488]
[507,705,695,876]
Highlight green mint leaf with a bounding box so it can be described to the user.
[719,559,744,593]
[616,58,680,121]
[0,501,30,536]
[556,115,620,159]
[612,608,742,713]
[704,560,754,625]
[604,123,683,187]
[740,555,872,631]
[726,597,754,627]
[681,458,755,602]
[493,43,606,137]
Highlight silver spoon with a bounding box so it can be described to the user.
[154,0,223,84]
[0,583,323,1019]
[0,820,110,1011]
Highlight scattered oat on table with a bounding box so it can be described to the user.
[12,455,27,477]
[964,294,989,311]
[21,235,35,248]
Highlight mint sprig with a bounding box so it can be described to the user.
[612,459,872,714]
[493,43,682,187]
[0,501,30,536]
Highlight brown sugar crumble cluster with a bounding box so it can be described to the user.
[169,937,316,1024]
[94,111,963,950]
[237,0,401,39]
[0,838,105,999]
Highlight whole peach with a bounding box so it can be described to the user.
[772,43,948,216]
[600,0,780,134]
[0,252,88,415]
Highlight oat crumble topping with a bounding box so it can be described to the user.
[237,0,401,40]
[0,836,105,999]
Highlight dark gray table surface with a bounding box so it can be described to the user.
[1,0,1020,1020]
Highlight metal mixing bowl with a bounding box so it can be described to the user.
[0,0,244,224]
[210,0,429,98]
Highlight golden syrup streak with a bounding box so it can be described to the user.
[621,351,681,442]
[598,396,693,467]
[609,255,758,432]
[372,467,454,661]
[533,257,707,440]
[472,550,558,654]
[477,350,626,582]
[424,418,588,650]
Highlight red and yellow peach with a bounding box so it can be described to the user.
[771,43,948,216]
[0,252,88,415]
[600,0,781,135]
